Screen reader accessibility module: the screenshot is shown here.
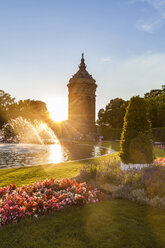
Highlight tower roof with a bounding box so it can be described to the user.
[71,53,95,80]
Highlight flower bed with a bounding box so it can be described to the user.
[79,158,165,209]
[0,178,103,226]
[154,157,165,166]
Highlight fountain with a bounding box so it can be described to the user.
[0,117,110,168]
[0,117,57,144]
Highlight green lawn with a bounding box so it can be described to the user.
[0,152,119,187]
[0,160,84,187]
[154,147,165,158]
[0,141,164,188]
[1,141,165,248]
[1,200,165,248]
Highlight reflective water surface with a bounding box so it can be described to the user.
[0,143,111,169]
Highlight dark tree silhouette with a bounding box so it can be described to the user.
[97,98,128,128]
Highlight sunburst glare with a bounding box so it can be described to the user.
[45,96,68,122]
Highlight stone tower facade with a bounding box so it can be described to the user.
[67,54,97,135]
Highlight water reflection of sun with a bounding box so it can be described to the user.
[46,97,68,122]
[49,144,63,164]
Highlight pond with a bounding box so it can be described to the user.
[0,143,112,169]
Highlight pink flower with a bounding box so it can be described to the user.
[0,178,103,226]
[154,157,165,166]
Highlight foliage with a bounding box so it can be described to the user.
[99,126,122,140]
[142,85,165,128]
[0,90,15,128]
[0,90,15,112]
[120,96,153,164]
[97,98,128,128]
[0,89,50,128]
[80,157,165,206]
[80,158,123,186]
[152,127,165,142]
[97,86,165,141]
[100,125,165,142]
[79,162,97,181]
[145,90,165,128]
[0,110,7,129]
[144,85,165,98]
[0,178,103,226]
[8,99,49,121]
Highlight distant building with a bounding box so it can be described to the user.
[67,54,97,137]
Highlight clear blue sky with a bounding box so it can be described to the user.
[0,0,165,119]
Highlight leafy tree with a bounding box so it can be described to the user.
[144,89,162,98]
[97,108,106,126]
[0,110,7,128]
[120,96,153,164]
[8,99,49,121]
[0,90,15,112]
[145,85,165,127]
[144,85,165,98]
[0,90,15,127]
[97,98,128,128]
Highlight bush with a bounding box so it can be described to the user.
[0,110,7,129]
[79,158,165,208]
[99,126,165,142]
[99,126,122,140]
[152,127,165,142]
[79,162,97,182]
[120,96,153,164]
[80,158,123,185]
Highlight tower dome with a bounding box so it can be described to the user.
[70,53,95,80]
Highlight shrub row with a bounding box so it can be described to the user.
[99,126,165,142]
[152,127,165,142]
[99,126,122,140]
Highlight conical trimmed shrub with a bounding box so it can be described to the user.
[120,96,153,164]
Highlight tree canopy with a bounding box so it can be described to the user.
[0,90,49,127]
[8,99,49,120]
[145,86,165,128]
[0,90,15,112]
[97,98,128,128]
[0,90,15,128]
[97,85,165,129]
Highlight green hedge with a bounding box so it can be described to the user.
[99,126,122,140]
[152,127,165,142]
[100,126,165,142]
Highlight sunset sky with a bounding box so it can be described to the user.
[0,0,165,121]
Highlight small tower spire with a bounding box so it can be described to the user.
[79,53,86,70]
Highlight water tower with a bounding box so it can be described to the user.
[67,54,97,136]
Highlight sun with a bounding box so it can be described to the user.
[46,96,68,122]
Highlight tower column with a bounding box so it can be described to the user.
[67,54,97,136]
